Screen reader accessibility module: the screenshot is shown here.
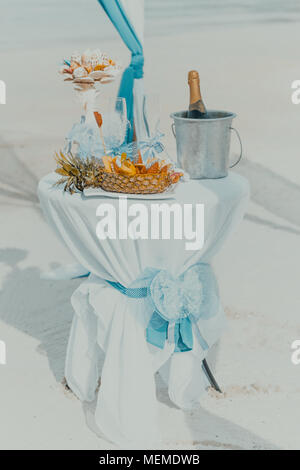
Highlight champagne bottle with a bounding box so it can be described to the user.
[187,70,208,118]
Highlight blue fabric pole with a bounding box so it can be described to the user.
[97,0,144,143]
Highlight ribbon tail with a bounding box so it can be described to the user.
[118,66,134,143]
[146,311,168,349]
[174,317,193,352]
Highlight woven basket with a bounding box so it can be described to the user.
[100,171,172,194]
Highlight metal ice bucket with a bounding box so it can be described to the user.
[170,110,242,179]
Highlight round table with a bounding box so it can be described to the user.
[38,172,249,447]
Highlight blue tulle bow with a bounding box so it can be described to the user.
[106,141,136,159]
[65,119,102,160]
[106,263,219,353]
[106,131,164,161]
[138,130,165,160]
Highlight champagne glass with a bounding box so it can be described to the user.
[95,97,128,154]
[140,93,161,139]
[137,93,167,162]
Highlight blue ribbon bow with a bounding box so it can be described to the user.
[146,311,193,352]
[106,141,136,159]
[106,264,219,353]
[105,131,165,161]
[138,130,165,160]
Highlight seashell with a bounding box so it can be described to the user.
[89,70,106,80]
[82,49,92,66]
[73,66,88,78]
[73,76,94,84]
[63,66,73,74]
[101,53,110,65]
[100,77,115,84]
[91,49,102,61]
[93,48,102,58]
[91,65,120,83]
[73,81,96,93]
[104,66,120,77]
[93,64,106,71]
[91,57,99,69]
[70,51,81,64]
[70,61,81,72]
[84,65,93,74]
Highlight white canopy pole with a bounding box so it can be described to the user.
[120,0,144,42]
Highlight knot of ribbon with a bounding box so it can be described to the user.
[130,52,144,79]
[106,263,219,353]
[139,130,165,160]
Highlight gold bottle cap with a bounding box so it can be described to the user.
[188,70,199,83]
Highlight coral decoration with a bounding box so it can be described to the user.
[59,49,121,85]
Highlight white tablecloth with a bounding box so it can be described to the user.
[38,172,249,448]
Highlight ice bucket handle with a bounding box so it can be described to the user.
[229,127,243,168]
[171,122,176,138]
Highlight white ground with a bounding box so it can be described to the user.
[1,16,300,450]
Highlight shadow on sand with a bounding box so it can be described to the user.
[237,158,300,232]
[0,135,40,206]
[79,369,277,450]
[0,248,80,381]
[154,372,277,450]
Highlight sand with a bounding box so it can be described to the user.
[1,11,300,449]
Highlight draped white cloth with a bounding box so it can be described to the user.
[38,172,249,448]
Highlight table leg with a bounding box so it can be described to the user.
[202,359,222,393]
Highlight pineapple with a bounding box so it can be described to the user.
[54,150,103,194]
